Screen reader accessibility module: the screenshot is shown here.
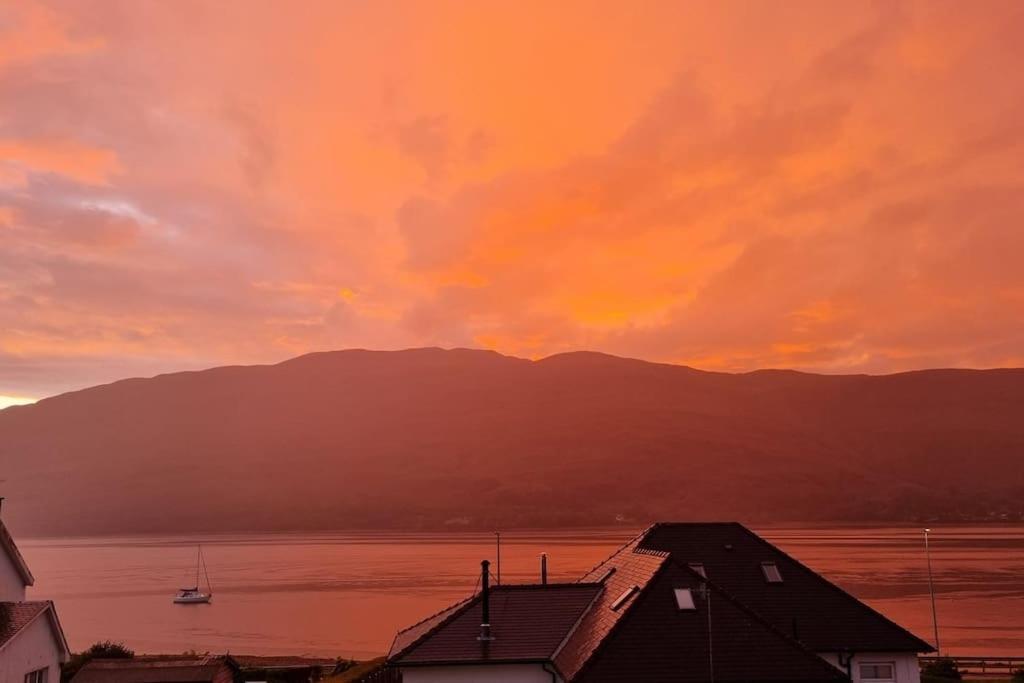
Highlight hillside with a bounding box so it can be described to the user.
[1,348,1023,535]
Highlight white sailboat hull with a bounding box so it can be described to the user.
[174,544,214,604]
[173,592,212,604]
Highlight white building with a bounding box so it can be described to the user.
[1,508,71,683]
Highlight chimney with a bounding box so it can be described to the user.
[540,553,548,585]
[478,560,494,641]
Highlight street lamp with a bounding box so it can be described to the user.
[924,528,940,654]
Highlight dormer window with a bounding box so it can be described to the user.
[761,561,783,583]
[674,588,696,610]
[688,562,706,578]
[610,585,639,611]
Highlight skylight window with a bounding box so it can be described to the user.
[688,563,706,578]
[674,588,696,610]
[610,585,639,611]
[761,561,783,583]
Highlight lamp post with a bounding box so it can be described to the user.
[924,528,940,654]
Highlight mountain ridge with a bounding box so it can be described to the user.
[2,348,1023,536]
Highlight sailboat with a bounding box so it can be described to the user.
[173,544,213,604]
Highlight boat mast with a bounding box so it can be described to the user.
[200,545,213,595]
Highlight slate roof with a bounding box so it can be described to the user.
[638,522,934,653]
[387,522,932,681]
[0,601,50,649]
[0,519,35,586]
[71,656,235,683]
[554,532,668,680]
[388,596,473,659]
[229,654,338,670]
[573,560,848,682]
[390,583,602,666]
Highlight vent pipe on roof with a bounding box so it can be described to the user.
[478,560,494,642]
[541,553,548,585]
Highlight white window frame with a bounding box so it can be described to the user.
[674,588,697,610]
[761,561,783,583]
[24,667,49,683]
[859,661,896,682]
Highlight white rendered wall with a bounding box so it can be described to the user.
[0,612,63,682]
[401,663,563,683]
[820,651,921,683]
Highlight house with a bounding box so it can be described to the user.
[0,503,71,683]
[387,523,934,683]
[231,654,344,682]
[71,655,239,683]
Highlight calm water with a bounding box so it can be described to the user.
[21,525,1024,659]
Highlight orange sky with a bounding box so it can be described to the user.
[2,0,1024,400]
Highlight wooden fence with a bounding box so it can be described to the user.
[921,655,1024,678]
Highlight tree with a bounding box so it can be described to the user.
[1011,668,1024,683]
[61,640,134,682]
[921,658,962,681]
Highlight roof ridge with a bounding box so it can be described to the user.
[733,524,934,652]
[492,582,603,590]
[548,583,606,678]
[391,595,473,639]
[0,601,53,655]
[387,594,479,662]
[569,552,674,681]
[0,520,34,586]
[575,525,655,583]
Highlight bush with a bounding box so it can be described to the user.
[62,640,134,682]
[921,657,962,681]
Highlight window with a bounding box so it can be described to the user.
[610,585,639,611]
[24,668,48,683]
[688,562,707,578]
[674,588,696,610]
[761,561,783,583]
[859,663,895,682]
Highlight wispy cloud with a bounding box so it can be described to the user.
[1,0,1023,396]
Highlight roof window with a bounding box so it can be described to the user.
[674,588,696,610]
[761,561,783,583]
[610,585,639,611]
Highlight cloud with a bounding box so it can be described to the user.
[1,0,1023,397]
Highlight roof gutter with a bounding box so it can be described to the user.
[542,661,560,682]
[837,650,856,681]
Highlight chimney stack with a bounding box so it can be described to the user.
[478,560,494,641]
[541,553,548,585]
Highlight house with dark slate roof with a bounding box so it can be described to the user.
[1,505,71,683]
[387,523,933,683]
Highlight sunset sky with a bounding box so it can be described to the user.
[2,0,1023,403]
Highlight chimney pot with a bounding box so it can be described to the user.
[478,560,494,641]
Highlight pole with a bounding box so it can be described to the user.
[924,528,940,654]
[495,532,501,585]
[706,583,714,683]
